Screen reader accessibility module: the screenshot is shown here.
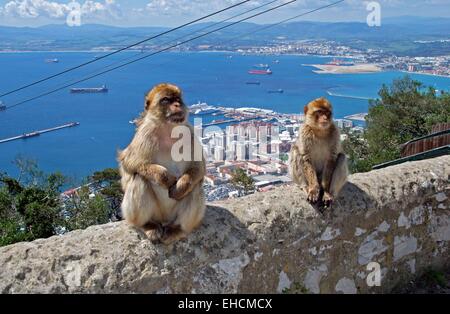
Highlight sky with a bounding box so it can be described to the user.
[0,0,449,27]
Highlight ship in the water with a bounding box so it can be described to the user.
[23,131,40,139]
[246,81,261,85]
[190,102,219,115]
[268,89,284,94]
[70,84,108,94]
[248,68,272,75]
[0,101,6,111]
[45,58,59,63]
[254,63,269,68]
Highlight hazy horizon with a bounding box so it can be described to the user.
[0,0,449,28]
[1,14,450,29]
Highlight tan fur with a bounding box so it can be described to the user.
[290,97,348,207]
[118,83,206,244]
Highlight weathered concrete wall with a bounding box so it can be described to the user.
[0,156,449,294]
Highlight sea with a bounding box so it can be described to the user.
[1,51,449,182]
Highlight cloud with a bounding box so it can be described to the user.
[144,0,260,16]
[0,0,121,20]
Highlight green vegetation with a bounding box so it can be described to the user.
[423,268,447,287]
[279,153,289,163]
[343,76,450,173]
[0,158,123,247]
[282,282,310,294]
[230,168,255,194]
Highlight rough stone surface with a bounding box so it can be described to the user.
[0,156,449,294]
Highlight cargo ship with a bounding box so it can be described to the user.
[70,84,108,93]
[248,69,272,75]
[268,89,284,94]
[246,81,261,85]
[45,58,59,63]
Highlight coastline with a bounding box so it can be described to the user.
[305,63,382,74]
[399,70,450,79]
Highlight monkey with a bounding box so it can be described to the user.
[289,97,348,209]
[118,83,206,244]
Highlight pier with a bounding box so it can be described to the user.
[202,117,257,128]
[0,122,80,144]
[326,90,373,100]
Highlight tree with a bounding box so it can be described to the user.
[230,168,255,194]
[90,168,123,220]
[0,157,116,247]
[343,76,450,173]
[0,159,64,246]
[62,186,112,232]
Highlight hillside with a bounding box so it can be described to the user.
[0,16,449,55]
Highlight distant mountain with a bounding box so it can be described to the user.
[0,17,449,54]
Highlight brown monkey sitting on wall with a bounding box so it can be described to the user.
[118,83,206,244]
[290,97,348,208]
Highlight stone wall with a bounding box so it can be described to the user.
[0,156,449,294]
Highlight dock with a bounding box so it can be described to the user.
[0,122,80,144]
[202,117,257,128]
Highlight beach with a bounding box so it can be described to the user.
[307,63,382,74]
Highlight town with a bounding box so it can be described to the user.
[191,40,450,77]
[188,103,361,202]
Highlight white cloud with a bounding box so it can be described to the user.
[0,0,121,20]
[145,0,256,16]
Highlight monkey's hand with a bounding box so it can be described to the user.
[322,191,333,209]
[139,165,177,189]
[307,185,320,204]
[168,175,192,200]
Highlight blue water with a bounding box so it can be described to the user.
[1,51,449,181]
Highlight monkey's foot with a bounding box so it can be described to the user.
[322,192,334,209]
[145,229,162,244]
[307,186,320,204]
[159,225,186,245]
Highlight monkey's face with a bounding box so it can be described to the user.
[146,84,188,125]
[305,98,333,130]
[314,108,332,129]
[160,94,188,124]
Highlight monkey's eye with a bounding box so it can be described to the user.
[160,97,171,106]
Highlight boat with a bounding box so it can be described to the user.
[246,81,261,85]
[23,131,40,139]
[248,69,272,75]
[0,101,6,111]
[45,58,59,63]
[190,102,219,115]
[70,84,108,93]
[273,60,280,64]
[254,63,269,68]
[268,89,284,94]
[193,107,219,115]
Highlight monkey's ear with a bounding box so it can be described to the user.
[145,99,151,110]
[304,105,309,115]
